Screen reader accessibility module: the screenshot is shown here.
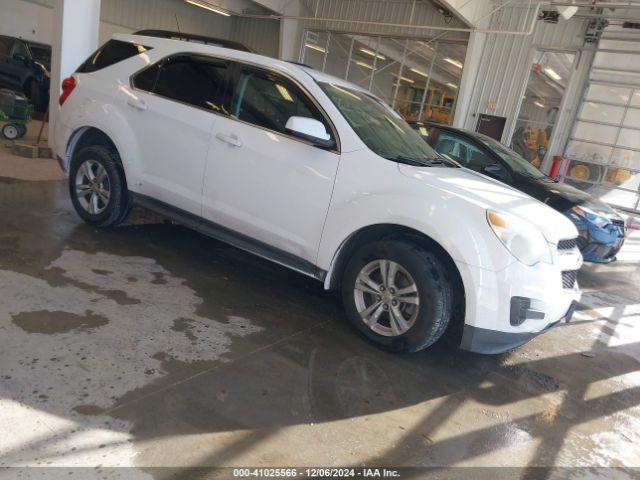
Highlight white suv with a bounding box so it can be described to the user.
[53,31,582,354]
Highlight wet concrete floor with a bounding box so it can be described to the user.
[0,169,639,479]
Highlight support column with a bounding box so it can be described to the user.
[279,1,304,61]
[452,30,486,129]
[49,0,101,148]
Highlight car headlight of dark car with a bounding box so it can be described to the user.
[570,206,612,229]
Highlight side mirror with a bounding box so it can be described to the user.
[285,116,335,149]
[481,163,509,182]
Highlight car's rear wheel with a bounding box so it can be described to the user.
[69,145,130,227]
[341,240,453,353]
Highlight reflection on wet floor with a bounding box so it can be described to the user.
[0,179,638,478]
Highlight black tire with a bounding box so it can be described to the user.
[341,240,453,353]
[68,145,130,227]
[2,123,20,140]
[16,124,27,138]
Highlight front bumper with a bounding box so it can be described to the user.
[460,301,577,354]
[455,246,582,354]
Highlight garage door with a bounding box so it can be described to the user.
[561,25,640,215]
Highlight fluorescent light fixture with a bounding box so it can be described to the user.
[305,43,326,53]
[355,60,374,70]
[275,84,293,102]
[418,41,435,51]
[393,74,414,84]
[444,57,463,69]
[185,0,231,16]
[543,67,561,81]
[534,101,545,108]
[557,5,578,20]
[359,47,386,60]
[445,82,458,89]
[409,67,429,78]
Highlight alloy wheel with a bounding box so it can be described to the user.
[74,160,111,215]
[353,259,420,337]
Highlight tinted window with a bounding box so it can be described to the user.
[132,64,160,92]
[77,39,151,73]
[153,55,228,112]
[434,131,494,170]
[231,69,330,137]
[10,40,27,59]
[27,43,51,69]
[0,37,10,56]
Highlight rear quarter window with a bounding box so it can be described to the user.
[76,39,152,73]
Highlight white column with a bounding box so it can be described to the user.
[278,1,304,61]
[452,31,487,129]
[49,0,101,148]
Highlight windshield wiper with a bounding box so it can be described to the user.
[388,155,457,167]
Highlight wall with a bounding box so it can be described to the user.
[0,0,280,55]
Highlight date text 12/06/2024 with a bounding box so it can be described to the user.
[233,468,401,478]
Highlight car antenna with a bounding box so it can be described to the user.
[174,13,182,38]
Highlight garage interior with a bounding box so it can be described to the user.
[1,0,640,477]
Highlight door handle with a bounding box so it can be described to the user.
[215,132,242,147]
[127,97,148,111]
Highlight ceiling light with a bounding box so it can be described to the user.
[359,47,386,60]
[409,67,429,78]
[444,57,463,68]
[445,82,457,89]
[393,74,414,84]
[556,5,578,20]
[543,67,561,81]
[355,60,374,70]
[534,101,545,108]
[418,41,435,51]
[305,43,326,53]
[185,0,231,16]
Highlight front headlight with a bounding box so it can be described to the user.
[571,206,610,229]
[487,210,553,266]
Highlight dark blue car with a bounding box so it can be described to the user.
[411,121,626,264]
[0,35,50,111]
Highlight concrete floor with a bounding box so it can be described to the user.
[1,124,640,479]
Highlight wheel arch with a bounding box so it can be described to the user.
[324,224,466,340]
[64,126,122,172]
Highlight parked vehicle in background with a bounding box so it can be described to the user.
[0,35,51,111]
[411,120,626,264]
[54,32,582,354]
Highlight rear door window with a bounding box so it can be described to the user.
[77,39,152,73]
[151,55,229,113]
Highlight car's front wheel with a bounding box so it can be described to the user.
[341,240,453,353]
[68,145,130,227]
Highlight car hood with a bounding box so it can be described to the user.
[522,176,621,218]
[399,165,579,243]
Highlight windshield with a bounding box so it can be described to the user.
[27,43,51,70]
[319,82,438,163]
[476,133,547,179]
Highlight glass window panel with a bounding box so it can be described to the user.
[598,39,639,52]
[618,128,640,150]
[579,102,625,124]
[591,70,640,85]
[565,140,612,164]
[585,84,631,104]
[612,148,640,170]
[564,179,638,209]
[302,31,328,71]
[623,107,640,129]
[593,52,640,70]
[604,168,640,190]
[512,50,574,167]
[565,159,605,183]
[573,121,619,144]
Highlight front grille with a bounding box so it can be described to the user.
[562,270,578,289]
[612,218,625,229]
[558,238,577,251]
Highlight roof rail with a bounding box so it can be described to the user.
[133,29,253,53]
